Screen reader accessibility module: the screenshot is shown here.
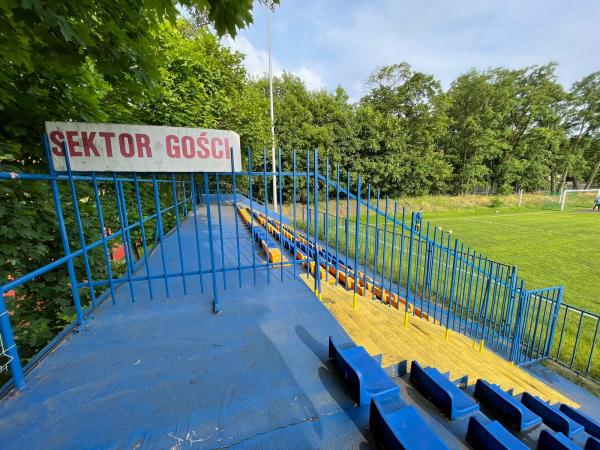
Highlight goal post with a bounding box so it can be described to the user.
[560,188,600,211]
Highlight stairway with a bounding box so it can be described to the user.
[308,275,577,407]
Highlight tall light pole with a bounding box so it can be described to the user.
[268,7,277,212]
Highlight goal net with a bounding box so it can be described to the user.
[560,189,600,211]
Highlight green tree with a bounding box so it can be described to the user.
[360,63,451,195]
[561,72,600,189]
[446,64,565,193]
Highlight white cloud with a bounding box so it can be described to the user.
[224,35,323,90]
[294,66,323,90]
[317,0,600,96]
[225,0,600,102]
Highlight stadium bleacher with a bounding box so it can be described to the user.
[239,204,600,449]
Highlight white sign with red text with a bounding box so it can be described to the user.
[45,122,242,173]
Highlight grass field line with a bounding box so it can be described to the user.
[427,210,554,220]
[450,219,590,238]
[428,214,594,238]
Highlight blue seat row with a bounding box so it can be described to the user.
[328,336,399,405]
[537,429,579,450]
[559,404,600,439]
[409,361,479,420]
[474,379,542,432]
[466,416,528,450]
[370,393,449,450]
[520,393,583,438]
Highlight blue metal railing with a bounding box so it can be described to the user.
[1,146,598,394]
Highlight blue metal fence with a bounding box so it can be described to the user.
[1,146,597,394]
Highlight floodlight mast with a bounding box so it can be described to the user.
[268,8,277,213]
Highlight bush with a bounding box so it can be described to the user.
[490,196,503,208]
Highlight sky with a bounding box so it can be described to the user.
[224,0,600,101]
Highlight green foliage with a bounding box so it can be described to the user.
[0,1,268,365]
[489,196,503,208]
[445,64,568,193]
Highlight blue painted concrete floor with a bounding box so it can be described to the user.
[0,205,378,449]
[0,204,597,449]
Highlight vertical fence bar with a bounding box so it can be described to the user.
[305,150,310,281]
[63,149,97,308]
[152,174,169,297]
[455,244,467,333]
[556,305,569,361]
[117,180,137,276]
[182,178,188,216]
[133,173,153,299]
[380,196,389,303]
[502,267,518,351]
[325,159,330,283]
[509,280,527,363]
[263,149,271,284]
[278,148,284,282]
[570,311,585,369]
[536,291,551,359]
[373,192,381,300]
[540,290,557,358]
[545,287,562,359]
[344,172,350,290]
[521,289,534,364]
[388,201,398,304]
[292,149,297,280]
[247,148,257,286]
[398,207,406,298]
[230,157,242,288]
[43,138,85,325]
[432,229,444,324]
[353,176,362,307]
[481,262,496,343]
[189,174,205,293]
[215,174,226,290]
[463,251,476,334]
[483,263,498,343]
[313,149,320,295]
[204,173,220,313]
[114,177,136,303]
[414,217,423,311]
[406,212,415,312]
[446,240,459,333]
[364,185,372,293]
[491,265,505,346]
[422,224,433,315]
[528,292,544,360]
[423,223,433,318]
[170,174,188,295]
[585,318,599,375]
[91,173,116,304]
[469,254,483,337]
[335,164,340,286]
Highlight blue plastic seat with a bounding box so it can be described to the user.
[328,337,399,405]
[409,361,479,420]
[585,436,600,450]
[474,379,542,432]
[370,394,449,450]
[466,416,529,450]
[520,392,583,438]
[559,404,600,439]
[537,429,579,450]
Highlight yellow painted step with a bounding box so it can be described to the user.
[304,274,577,407]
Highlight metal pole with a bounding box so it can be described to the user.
[268,9,277,213]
